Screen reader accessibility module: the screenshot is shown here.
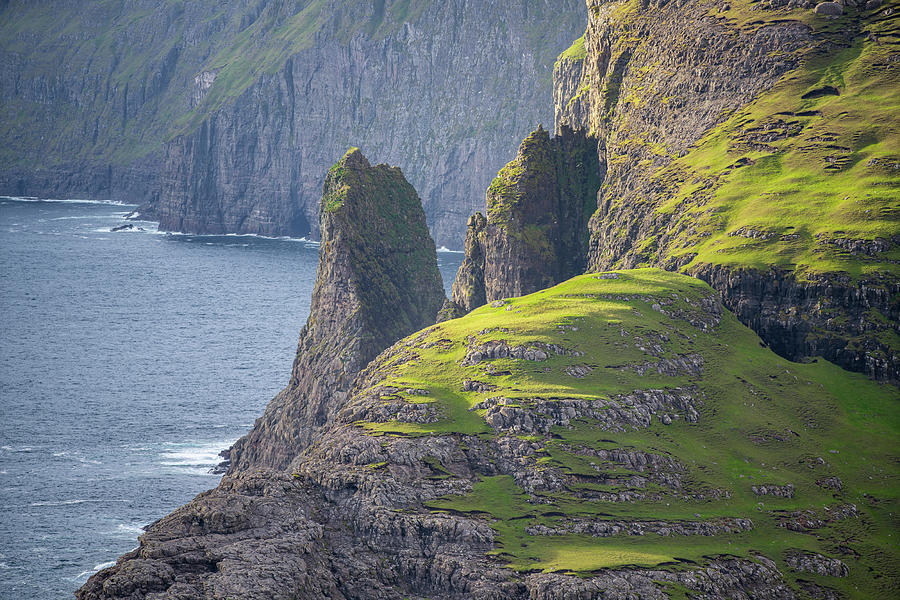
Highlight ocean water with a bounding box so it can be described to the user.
[0,197,463,599]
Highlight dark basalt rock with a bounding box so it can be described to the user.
[448,124,602,314]
[225,148,445,473]
[691,264,899,382]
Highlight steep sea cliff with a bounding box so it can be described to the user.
[17,1,894,598]
[0,0,586,248]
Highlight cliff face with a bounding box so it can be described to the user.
[1,0,586,247]
[449,125,601,313]
[225,148,444,472]
[78,269,900,599]
[553,0,900,382]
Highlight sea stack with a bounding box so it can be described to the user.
[226,148,445,472]
[449,125,601,315]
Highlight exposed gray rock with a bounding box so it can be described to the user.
[461,339,583,366]
[475,387,702,434]
[620,353,704,377]
[752,483,795,498]
[785,550,849,577]
[225,149,444,472]
[778,503,858,531]
[815,2,845,14]
[564,364,594,378]
[527,516,753,537]
[524,559,796,599]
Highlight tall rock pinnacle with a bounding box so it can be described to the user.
[449,125,601,314]
[227,148,445,472]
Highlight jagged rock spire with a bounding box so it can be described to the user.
[227,148,445,472]
[448,125,601,315]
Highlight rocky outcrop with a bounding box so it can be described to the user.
[785,551,849,577]
[448,125,601,313]
[78,273,808,600]
[225,148,444,472]
[78,265,899,599]
[690,264,900,382]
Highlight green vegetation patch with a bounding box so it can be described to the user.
[626,5,900,280]
[353,268,898,596]
[556,34,586,65]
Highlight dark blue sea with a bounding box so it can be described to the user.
[0,197,463,599]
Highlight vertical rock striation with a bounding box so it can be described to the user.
[0,0,587,248]
[226,148,444,472]
[449,125,602,314]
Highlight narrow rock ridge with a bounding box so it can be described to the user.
[225,148,444,472]
[448,124,601,314]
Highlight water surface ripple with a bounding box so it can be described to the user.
[0,198,462,599]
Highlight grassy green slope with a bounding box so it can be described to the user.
[355,268,898,597]
[616,2,900,280]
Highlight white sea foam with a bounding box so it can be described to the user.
[52,451,102,465]
[30,499,91,507]
[437,246,464,253]
[50,215,114,221]
[1,445,33,453]
[73,560,116,581]
[0,195,135,207]
[158,440,235,475]
[111,523,145,538]
[159,230,315,244]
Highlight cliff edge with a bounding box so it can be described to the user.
[552,0,899,381]
[78,269,899,599]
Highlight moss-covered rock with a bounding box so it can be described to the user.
[449,124,602,314]
[226,147,444,472]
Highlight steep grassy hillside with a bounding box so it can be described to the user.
[591,2,899,280]
[548,0,899,381]
[353,268,898,598]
